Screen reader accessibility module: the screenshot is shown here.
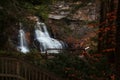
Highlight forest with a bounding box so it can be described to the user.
[0,0,120,80]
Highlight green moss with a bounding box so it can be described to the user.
[34,5,49,20]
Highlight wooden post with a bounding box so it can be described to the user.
[24,67,27,79]
[1,59,4,74]
[16,62,20,75]
[40,73,43,80]
[35,71,38,80]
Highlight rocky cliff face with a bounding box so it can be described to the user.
[48,1,99,21]
[47,0,99,51]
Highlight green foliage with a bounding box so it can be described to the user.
[34,5,49,20]
[0,50,24,57]
[39,53,113,80]
[24,52,43,65]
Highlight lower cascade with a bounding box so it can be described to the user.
[17,23,29,53]
[34,21,66,53]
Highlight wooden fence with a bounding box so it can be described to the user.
[0,56,63,80]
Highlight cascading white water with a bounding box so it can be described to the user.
[17,23,29,53]
[34,21,65,53]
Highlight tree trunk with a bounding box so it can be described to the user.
[98,0,115,52]
[116,0,120,79]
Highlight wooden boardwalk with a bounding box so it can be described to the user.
[0,56,63,80]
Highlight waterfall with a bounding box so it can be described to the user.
[17,23,29,53]
[34,21,65,53]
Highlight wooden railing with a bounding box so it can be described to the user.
[0,56,63,80]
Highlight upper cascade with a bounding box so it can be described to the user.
[34,20,66,53]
